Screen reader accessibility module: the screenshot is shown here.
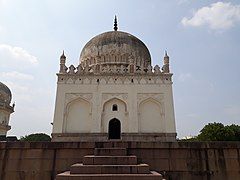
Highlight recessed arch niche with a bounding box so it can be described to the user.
[64,98,91,133]
[139,98,163,132]
[101,98,128,132]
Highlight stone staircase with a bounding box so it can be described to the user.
[56,145,163,180]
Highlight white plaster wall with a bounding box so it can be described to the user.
[52,75,176,134]
[139,99,163,132]
[163,85,176,133]
[65,98,91,133]
[52,85,65,133]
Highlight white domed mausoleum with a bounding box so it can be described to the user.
[52,18,176,141]
[0,82,14,136]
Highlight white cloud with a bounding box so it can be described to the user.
[178,72,192,82]
[0,0,7,6]
[0,71,34,81]
[181,2,240,30]
[0,44,38,69]
[0,71,34,103]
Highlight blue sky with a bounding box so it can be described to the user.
[0,0,240,138]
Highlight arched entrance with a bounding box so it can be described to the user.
[108,118,121,139]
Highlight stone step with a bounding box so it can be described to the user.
[56,171,163,180]
[96,141,128,148]
[70,163,150,174]
[83,155,137,165]
[94,148,127,156]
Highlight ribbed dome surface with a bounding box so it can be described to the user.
[0,82,12,104]
[79,31,151,67]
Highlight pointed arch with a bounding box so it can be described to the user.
[64,97,92,133]
[138,97,163,132]
[101,97,128,132]
[103,97,127,112]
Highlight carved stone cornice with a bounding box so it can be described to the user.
[57,73,173,85]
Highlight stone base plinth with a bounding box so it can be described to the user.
[56,146,163,180]
[51,132,177,142]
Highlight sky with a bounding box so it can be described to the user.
[0,0,240,138]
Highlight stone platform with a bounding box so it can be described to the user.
[56,145,162,180]
[1,141,240,180]
[51,133,177,142]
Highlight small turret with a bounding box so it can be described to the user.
[164,51,169,65]
[162,51,170,73]
[60,50,66,63]
[59,51,67,73]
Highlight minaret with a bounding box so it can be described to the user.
[162,51,170,73]
[59,51,67,73]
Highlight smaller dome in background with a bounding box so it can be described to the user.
[0,82,12,104]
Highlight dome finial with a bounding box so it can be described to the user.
[114,15,118,31]
[60,50,66,59]
[165,50,168,57]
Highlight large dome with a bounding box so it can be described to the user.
[0,82,12,104]
[79,31,151,68]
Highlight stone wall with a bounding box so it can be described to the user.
[0,141,239,180]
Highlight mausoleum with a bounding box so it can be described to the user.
[52,17,176,142]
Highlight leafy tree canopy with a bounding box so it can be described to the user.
[197,122,240,141]
[179,122,240,141]
[19,133,51,142]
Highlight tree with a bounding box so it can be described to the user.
[225,124,240,141]
[197,122,240,141]
[20,133,51,142]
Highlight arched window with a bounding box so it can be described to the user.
[112,104,118,111]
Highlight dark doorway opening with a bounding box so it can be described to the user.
[108,118,121,139]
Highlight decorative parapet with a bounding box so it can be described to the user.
[60,63,171,75]
[57,51,173,84]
